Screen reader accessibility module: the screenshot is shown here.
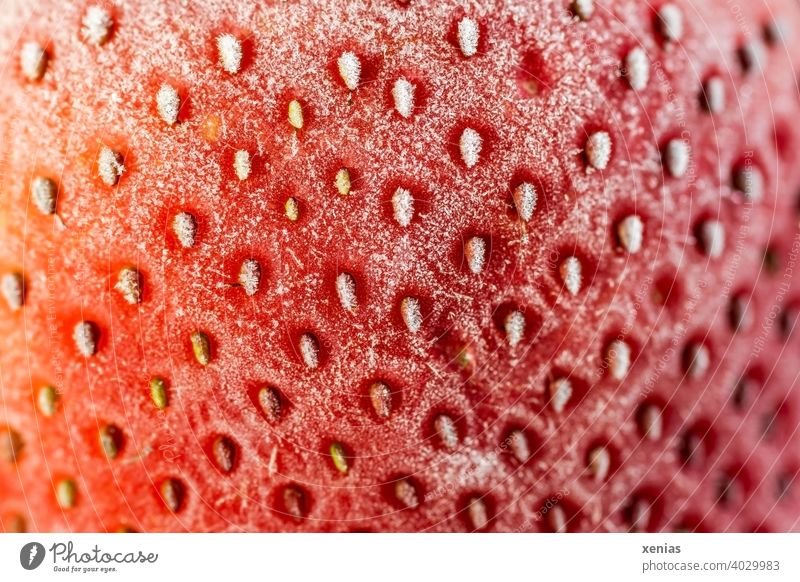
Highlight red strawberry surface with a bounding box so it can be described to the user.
[1,0,800,533]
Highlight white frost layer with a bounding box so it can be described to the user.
[337,51,361,90]
[392,77,415,118]
[82,6,114,46]
[457,18,480,57]
[157,84,180,125]
[217,33,243,74]
[460,127,483,168]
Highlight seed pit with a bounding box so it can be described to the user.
[546,372,589,414]
[335,272,358,311]
[662,137,691,178]
[463,235,488,275]
[738,41,766,74]
[728,291,753,332]
[337,51,362,90]
[287,99,304,129]
[716,468,748,507]
[695,218,725,259]
[328,441,350,474]
[364,379,399,421]
[172,211,198,249]
[31,176,58,215]
[149,377,168,410]
[1,273,25,311]
[160,478,185,513]
[622,47,649,91]
[540,498,578,533]
[616,215,644,254]
[763,245,781,274]
[773,121,794,161]
[512,181,538,222]
[492,302,540,350]
[424,410,463,452]
[156,83,181,125]
[462,493,492,531]
[679,421,715,469]
[731,161,765,202]
[656,3,684,43]
[516,49,552,97]
[652,271,683,309]
[190,331,212,366]
[501,427,535,465]
[115,266,142,305]
[390,477,422,510]
[605,338,633,380]
[38,385,59,417]
[99,424,123,459]
[280,484,308,520]
[682,340,711,379]
[3,513,26,532]
[81,6,115,46]
[447,15,485,58]
[700,74,725,113]
[56,479,77,509]
[97,145,125,186]
[584,130,612,170]
[251,386,282,423]
[637,401,666,442]
[732,372,761,411]
[761,401,792,442]
[780,302,800,339]
[447,122,495,170]
[73,321,99,357]
[284,197,300,222]
[1,428,23,464]
[20,41,48,81]
[328,48,382,94]
[210,435,237,473]
[399,296,423,334]
[298,332,321,369]
[624,493,657,532]
[216,33,243,74]
[585,443,614,482]
[570,0,595,21]
[238,259,261,297]
[776,466,798,501]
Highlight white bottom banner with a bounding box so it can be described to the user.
[1,534,798,581]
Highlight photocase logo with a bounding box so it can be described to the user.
[19,542,46,570]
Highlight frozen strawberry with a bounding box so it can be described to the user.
[1,0,800,532]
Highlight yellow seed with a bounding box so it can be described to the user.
[7,513,25,532]
[38,385,59,417]
[56,479,76,509]
[335,168,351,195]
[160,478,183,512]
[1,429,23,463]
[99,425,121,459]
[456,346,474,369]
[288,99,304,129]
[369,382,392,419]
[191,332,211,366]
[330,442,349,474]
[149,377,168,409]
[212,436,236,473]
[285,197,299,221]
[258,387,281,421]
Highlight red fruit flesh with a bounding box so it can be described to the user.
[1,0,800,532]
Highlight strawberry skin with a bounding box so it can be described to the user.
[2,0,800,532]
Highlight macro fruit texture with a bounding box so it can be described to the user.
[1,0,800,533]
